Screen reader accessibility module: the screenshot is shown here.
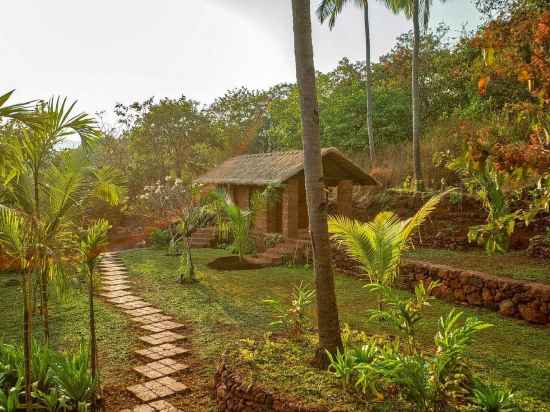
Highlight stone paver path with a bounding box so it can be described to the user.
[120,400,181,412]
[131,314,173,325]
[103,284,132,292]
[133,359,189,379]
[140,321,185,333]
[98,252,188,411]
[109,295,143,305]
[135,344,190,361]
[127,377,188,402]
[139,331,186,345]
[125,307,163,317]
[118,300,153,310]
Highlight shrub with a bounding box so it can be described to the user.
[150,228,171,248]
[263,281,315,338]
[326,309,494,411]
[471,380,517,412]
[52,343,95,407]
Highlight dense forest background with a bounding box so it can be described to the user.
[89,0,548,205]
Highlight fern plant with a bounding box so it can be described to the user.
[328,190,451,288]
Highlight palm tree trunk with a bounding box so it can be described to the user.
[291,0,343,368]
[41,267,49,343]
[88,264,98,411]
[412,0,424,191]
[22,270,33,412]
[364,3,375,163]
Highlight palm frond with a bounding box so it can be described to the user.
[0,207,28,261]
[400,189,454,243]
[0,90,39,125]
[80,219,111,262]
[316,0,367,29]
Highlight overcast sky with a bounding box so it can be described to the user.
[2,0,481,124]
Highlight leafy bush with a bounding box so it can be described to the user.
[150,228,171,248]
[52,343,95,407]
[366,281,440,354]
[326,309,494,411]
[263,281,315,337]
[471,380,517,412]
[0,341,94,411]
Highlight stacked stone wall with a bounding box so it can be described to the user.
[330,243,550,325]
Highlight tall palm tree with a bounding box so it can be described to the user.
[317,0,376,162]
[79,219,111,411]
[385,0,446,191]
[291,0,343,367]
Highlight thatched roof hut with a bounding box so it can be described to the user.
[196,148,377,238]
[196,147,377,187]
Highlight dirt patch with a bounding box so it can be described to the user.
[207,255,265,271]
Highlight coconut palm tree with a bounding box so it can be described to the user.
[79,218,111,410]
[328,190,450,287]
[317,0,376,162]
[384,0,446,191]
[291,0,343,367]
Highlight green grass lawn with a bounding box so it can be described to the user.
[121,248,550,411]
[406,248,550,283]
[0,271,137,385]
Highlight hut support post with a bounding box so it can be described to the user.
[337,180,353,217]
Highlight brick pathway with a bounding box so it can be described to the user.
[98,252,188,411]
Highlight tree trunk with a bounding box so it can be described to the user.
[22,270,33,412]
[364,3,375,163]
[291,0,343,368]
[187,240,195,282]
[411,0,424,191]
[41,267,49,343]
[88,263,99,411]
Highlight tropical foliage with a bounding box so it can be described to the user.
[0,91,121,411]
[263,281,315,338]
[327,307,495,411]
[328,191,449,287]
[0,341,95,411]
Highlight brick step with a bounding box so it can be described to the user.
[190,235,212,240]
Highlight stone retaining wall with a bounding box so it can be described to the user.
[214,360,334,412]
[331,244,550,325]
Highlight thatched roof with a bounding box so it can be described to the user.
[196,148,378,186]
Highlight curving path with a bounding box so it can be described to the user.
[98,252,190,412]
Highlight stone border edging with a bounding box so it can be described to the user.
[331,245,550,325]
[400,258,550,325]
[214,358,335,412]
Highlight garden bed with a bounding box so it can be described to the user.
[120,248,550,411]
[214,335,379,412]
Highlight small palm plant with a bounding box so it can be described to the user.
[177,205,211,283]
[78,218,111,410]
[209,190,254,261]
[328,190,451,288]
[263,281,315,337]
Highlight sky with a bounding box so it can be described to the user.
[1,0,481,125]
